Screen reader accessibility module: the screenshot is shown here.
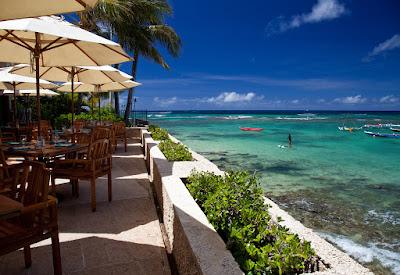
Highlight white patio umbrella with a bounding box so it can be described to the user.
[0,67,57,122]
[11,64,133,84]
[2,89,59,97]
[0,0,98,21]
[0,16,131,133]
[57,80,141,121]
[11,64,133,126]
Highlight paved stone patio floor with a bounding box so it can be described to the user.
[0,139,171,275]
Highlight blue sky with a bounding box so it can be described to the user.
[119,0,400,111]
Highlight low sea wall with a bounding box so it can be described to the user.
[141,128,372,275]
[142,129,242,274]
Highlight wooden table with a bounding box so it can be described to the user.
[0,194,23,220]
[4,143,88,159]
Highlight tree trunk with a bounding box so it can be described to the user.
[124,49,139,124]
[112,64,120,115]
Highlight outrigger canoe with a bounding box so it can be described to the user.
[364,131,400,138]
[240,127,264,132]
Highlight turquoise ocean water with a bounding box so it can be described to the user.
[149,111,400,274]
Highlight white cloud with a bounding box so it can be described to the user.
[207,92,258,104]
[334,95,367,104]
[266,0,347,35]
[364,34,400,62]
[291,99,300,104]
[153,96,177,106]
[379,95,399,104]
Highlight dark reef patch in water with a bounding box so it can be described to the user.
[268,189,400,263]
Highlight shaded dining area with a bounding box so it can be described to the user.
[0,2,168,274]
[0,135,170,274]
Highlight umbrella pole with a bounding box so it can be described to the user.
[71,68,75,132]
[12,82,18,126]
[91,93,94,116]
[98,94,101,123]
[35,32,41,136]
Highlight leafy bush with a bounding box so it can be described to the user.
[159,139,192,161]
[187,171,317,274]
[148,124,160,132]
[149,126,170,141]
[54,107,122,128]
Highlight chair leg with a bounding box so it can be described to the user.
[70,179,75,197]
[23,246,32,268]
[51,231,62,275]
[51,176,56,195]
[91,176,96,212]
[75,180,79,198]
[108,171,112,202]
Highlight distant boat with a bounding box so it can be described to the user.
[390,127,400,132]
[240,127,264,132]
[364,123,400,128]
[364,131,400,138]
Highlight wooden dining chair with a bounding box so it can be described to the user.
[0,130,16,142]
[51,139,112,212]
[73,120,85,133]
[32,121,52,141]
[91,127,111,141]
[0,149,23,196]
[113,122,127,152]
[0,161,61,275]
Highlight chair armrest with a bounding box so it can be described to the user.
[21,196,57,214]
[21,201,49,214]
[54,159,90,168]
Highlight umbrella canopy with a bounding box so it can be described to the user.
[11,64,132,84]
[12,64,133,126]
[0,67,57,90]
[0,0,98,21]
[58,80,141,121]
[0,16,131,66]
[57,80,141,93]
[0,16,131,134]
[2,89,59,97]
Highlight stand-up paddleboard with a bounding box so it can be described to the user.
[240,127,264,132]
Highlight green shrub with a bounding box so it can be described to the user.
[150,127,170,141]
[159,139,192,161]
[187,171,317,274]
[54,107,122,128]
[148,124,160,132]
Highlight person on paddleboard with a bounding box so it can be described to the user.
[288,133,292,147]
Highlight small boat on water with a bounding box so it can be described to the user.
[240,127,264,132]
[390,127,400,132]
[364,131,400,138]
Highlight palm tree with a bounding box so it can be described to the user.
[79,0,181,123]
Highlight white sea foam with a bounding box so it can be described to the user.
[365,210,400,225]
[319,232,400,274]
[276,116,327,121]
[222,115,253,120]
[297,113,316,116]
